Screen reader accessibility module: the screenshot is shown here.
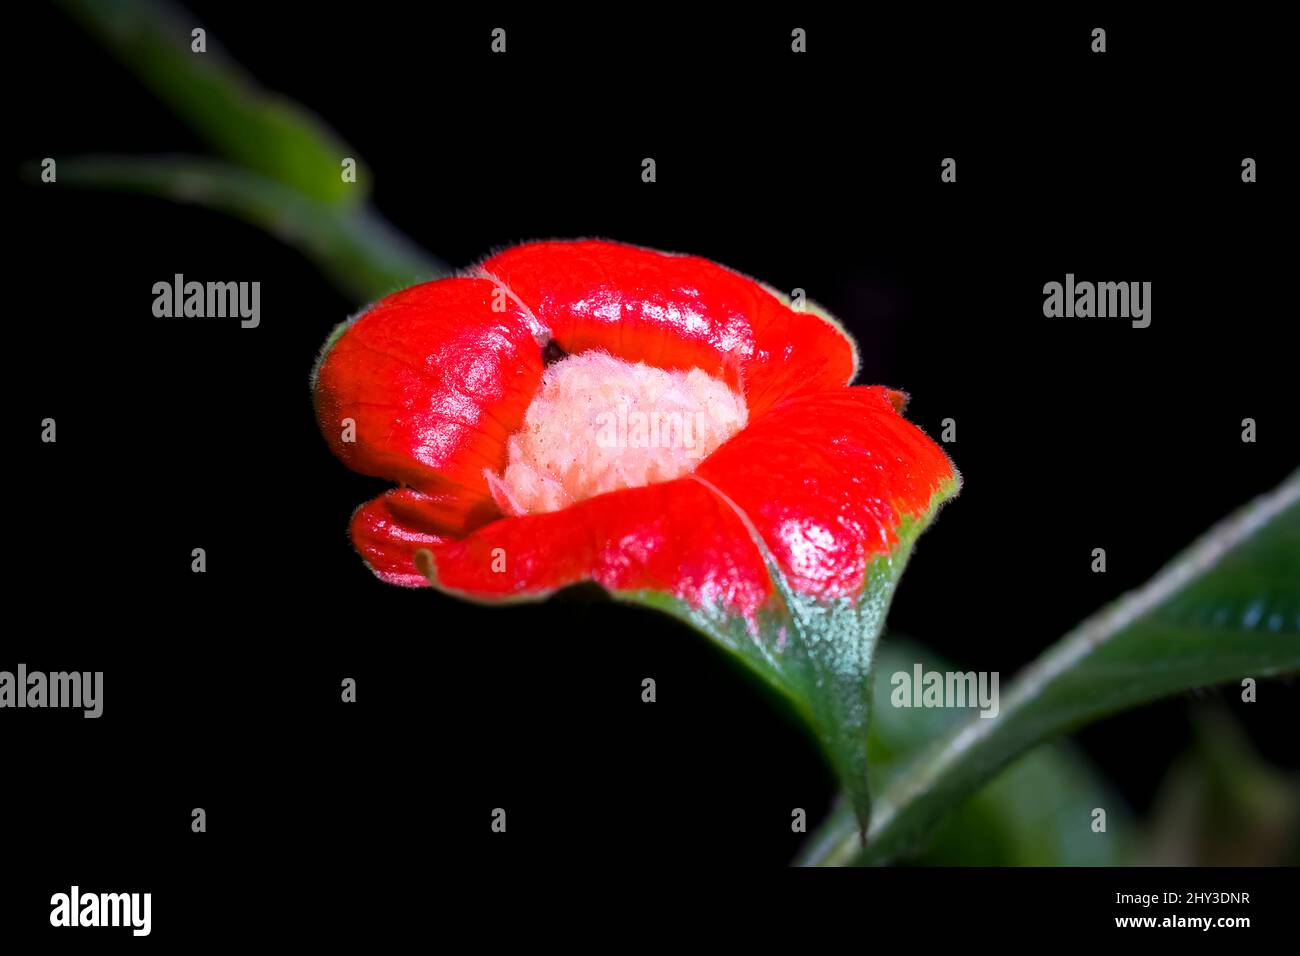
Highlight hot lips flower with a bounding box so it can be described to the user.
[312,240,959,829]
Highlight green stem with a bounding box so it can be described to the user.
[55,0,366,206]
[29,155,447,303]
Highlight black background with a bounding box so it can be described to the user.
[8,3,1296,942]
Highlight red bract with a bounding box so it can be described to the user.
[313,240,958,621]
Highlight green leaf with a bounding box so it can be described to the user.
[55,0,366,205]
[797,639,1136,866]
[800,470,1300,865]
[34,155,446,303]
[627,478,959,835]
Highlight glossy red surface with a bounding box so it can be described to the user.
[480,240,857,418]
[314,240,956,616]
[313,277,542,536]
[695,387,955,599]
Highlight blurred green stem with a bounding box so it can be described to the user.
[32,155,445,303]
[55,0,367,205]
[42,0,450,302]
